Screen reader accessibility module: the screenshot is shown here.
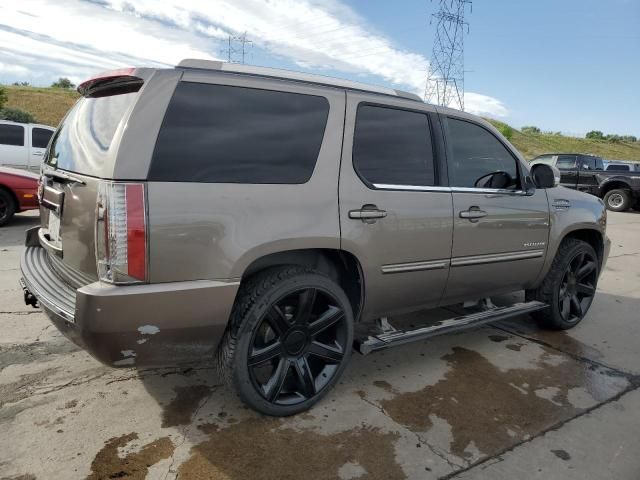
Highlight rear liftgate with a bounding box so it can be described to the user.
[355,300,547,354]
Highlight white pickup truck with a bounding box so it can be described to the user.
[0,120,55,172]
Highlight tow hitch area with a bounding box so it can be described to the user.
[20,279,39,308]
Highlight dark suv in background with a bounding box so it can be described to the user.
[531,153,640,211]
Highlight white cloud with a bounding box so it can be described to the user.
[0,0,508,117]
[0,61,30,76]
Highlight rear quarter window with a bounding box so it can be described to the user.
[149,82,330,184]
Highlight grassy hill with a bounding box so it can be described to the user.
[486,119,640,161]
[4,86,79,127]
[4,85,640,161]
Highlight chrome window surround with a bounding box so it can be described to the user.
[373,183,531,195]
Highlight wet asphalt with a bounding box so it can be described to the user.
[1,210,639,479]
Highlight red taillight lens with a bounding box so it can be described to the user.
[96,182,147,284]
[125,184,147,281]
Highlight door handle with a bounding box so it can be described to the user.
[349,205,387,222]
[33,152,44,156]
[459,206,488,221]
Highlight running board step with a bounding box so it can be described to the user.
[355,301,547,355]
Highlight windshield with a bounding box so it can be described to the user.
[46,92,138,175]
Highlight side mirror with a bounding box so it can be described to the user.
[474,171,513,189]
[531,163,560,188]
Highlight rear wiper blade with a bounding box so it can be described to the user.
[42,169,86,185]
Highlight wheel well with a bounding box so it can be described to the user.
[0,185,19,211]
[562,229,604,267]
[600,181,631,195]
[241,249,364,322]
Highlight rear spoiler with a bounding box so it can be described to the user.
[77,68,144,98]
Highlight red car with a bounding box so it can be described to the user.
[0,167,39,226]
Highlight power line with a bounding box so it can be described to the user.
[424,0,472,111]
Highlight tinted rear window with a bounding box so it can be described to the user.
[46,93,138,174]
[149,82,329,183]
[353,105,435,187]
[0,124,25,146]
[32,128,53,149]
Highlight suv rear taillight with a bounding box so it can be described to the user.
[96,182,147,284]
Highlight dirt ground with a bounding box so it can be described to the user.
[1,210,639,479]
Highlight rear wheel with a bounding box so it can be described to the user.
[526,239,599,329]
[603,189,631,212]
[0,190,17,227]
[217,266,354,416]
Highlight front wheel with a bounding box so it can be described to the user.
[217,266,354,416]
[603,189,631,212]
[526,239,599,330]
[0,189,17,227]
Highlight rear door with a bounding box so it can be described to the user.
[0,123,28,169]
[339,92,453,319]
[578,155,602,194]
[29,127,54,172]
[439,114,549,304]
[556,155,578,188]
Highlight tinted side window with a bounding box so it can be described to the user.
[556,155,577,169]
[595,158,604,170]
[32,128,53,148]
[150,83,330,184]
[0,124,25,146]
[353,105,435,187]
[446,118,518,188]
[580,156,596,170]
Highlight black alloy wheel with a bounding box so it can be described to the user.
[217,266,354,416]
[557,250,598,324]
[526,238,599,330]
[248,287,348,406]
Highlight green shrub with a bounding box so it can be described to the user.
[0,85,7,109]
[521,126,540,134]
[51,77,75,89]
[498,124,514,140]
[0,107,36,123]
[586,130,604,140]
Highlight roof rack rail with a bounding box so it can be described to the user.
[176,59,423,102]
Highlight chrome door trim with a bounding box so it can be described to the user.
[373,183,529,195]
[451,249,545,267]
[373,184,451,192]
[381,259,450,274]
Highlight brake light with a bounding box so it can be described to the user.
[77,68,143,98]
[96,182,147,284]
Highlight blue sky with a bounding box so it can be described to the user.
[0,0,638,136]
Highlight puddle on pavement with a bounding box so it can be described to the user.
[86,432,174,480]
[161,385,212,428]
[178,418,403,480]
[376,346,628,460]
[499,323,603,360]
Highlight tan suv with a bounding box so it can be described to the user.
[21,60,610,416]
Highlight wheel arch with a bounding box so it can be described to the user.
[599,179,632,196]
[561,228,604,268]
[239,248,365,322]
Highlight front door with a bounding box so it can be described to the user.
[339,92,453,320]
[440,115,550,304]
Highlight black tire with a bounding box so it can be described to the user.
[603,189,631,212]
[526,238,599,330]
[216,266,354,416]
[0,189,17,227]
